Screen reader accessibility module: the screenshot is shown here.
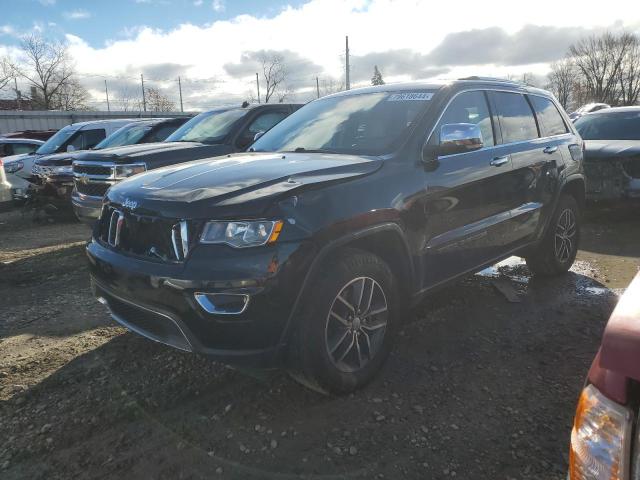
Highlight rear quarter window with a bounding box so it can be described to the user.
[492,92,539,144]
[529,95,568,137]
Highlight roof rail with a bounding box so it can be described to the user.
[457,76,523,85]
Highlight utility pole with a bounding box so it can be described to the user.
[178,76,184,112]
[345,35,350,90]
[316,76,320,98]
[14,77,21,110]
[104,79,110,112]
[140,73,147,112]
[255,72,261,103]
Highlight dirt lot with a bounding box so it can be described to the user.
[0,206,638,480]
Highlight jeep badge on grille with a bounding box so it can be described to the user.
[122,198,138,210]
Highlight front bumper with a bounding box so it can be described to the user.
[86,237,316,367]
[71,189,103,223]
[585,159,640,201]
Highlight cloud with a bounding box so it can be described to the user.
[38,0,640,110]
[64,10,91,20]
[212,0,224,12]
[0,25,16,37]
[193,0,203,5]
[39,0,56,5]
[425,25,593,67]
[224,50,323,81]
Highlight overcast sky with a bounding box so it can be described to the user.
[1,0,639,110]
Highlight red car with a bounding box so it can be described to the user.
[570,272,640,479]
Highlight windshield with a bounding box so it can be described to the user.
[35,125,76,155]
[251,90,435,155]
[575,111,640,140]
[165,109,246,144]
[94,123,152,149]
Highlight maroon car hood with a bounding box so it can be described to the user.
[599,272,640,382]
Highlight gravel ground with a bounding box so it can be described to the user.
[0,205,638,480]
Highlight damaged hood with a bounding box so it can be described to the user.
[107,152,382,217]
[35,151,79,167]
[584,140,640,161]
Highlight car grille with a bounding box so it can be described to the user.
[73,164,113,176]
[76,182,110,197]
[98,205,201,263]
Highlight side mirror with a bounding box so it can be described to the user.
[253,131,265,142]
[438,123,483,156]
[66,144,76,152]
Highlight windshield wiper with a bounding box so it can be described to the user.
[287,147,335,154]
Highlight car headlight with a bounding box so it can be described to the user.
[200,220,283,248]
[570,384,632,480]
[4,160,23,174]
[114,164,146,179]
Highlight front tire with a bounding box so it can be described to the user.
[289,248,399,394]
[525,194,580,276]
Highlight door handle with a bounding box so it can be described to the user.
[543,146,558,154]
[490,156,509,167]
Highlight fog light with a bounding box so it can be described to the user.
[569,384,632,480]
[194,293,249,315]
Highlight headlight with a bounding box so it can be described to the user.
[200,220,283,248]
[570,384,632,480]
[114,164,146,179]
[4,160,23,174]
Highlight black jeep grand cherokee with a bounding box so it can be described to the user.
[87,78,585,393]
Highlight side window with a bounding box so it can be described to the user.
[247,111,288,135]
[237,111,288,148]
[80,129,107,150]
[529,95,568,137]
[492,92,539,144]
[431,90,494,147]
[11,143,39,155]
[1,143,11,156]
[148,124,180,143]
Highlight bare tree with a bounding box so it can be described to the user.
[259,53,286,103]
[617,35,640,105]
[113,85,142,111]
[145,87,175,112]
[547,59,578,109]
[569,32,635,105]
[319,77,345,97]
[0,57,13,91]
[52,77,91,110]
[14,35,75,109]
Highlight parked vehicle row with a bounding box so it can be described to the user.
[87,78,586,393]
[71,103,300,222]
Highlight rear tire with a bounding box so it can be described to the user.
[525,194,580,276]
[288,248,399,394]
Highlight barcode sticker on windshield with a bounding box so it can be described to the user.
[387,92,433,101]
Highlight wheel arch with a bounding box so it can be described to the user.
[561,174,586,213]
[278,223,414,347]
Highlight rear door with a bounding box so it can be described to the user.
[423,90,521,287]
[489,91,563,247]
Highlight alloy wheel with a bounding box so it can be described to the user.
[324,276,388,373]
[554,208,577,263]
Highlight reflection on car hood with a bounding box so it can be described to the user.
[74,141,214,164]
[35,151,84,166]
[107,152,382,218]
[1,153,34,164]
[584,140,640,161]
